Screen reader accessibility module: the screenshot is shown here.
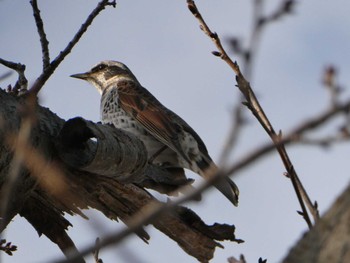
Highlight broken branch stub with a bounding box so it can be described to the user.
[56,117,148,183]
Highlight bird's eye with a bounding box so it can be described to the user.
[91,64,107,72]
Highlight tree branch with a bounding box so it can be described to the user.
[0,89,239,262]
[28,0,116,96]
[282,182,350,263]
[30,0,50,70]
[0,58,28,93]
[187,0,318,228]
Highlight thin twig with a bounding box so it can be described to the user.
[0,58,28,92]
[218,105,245,167]
[93,238,103,263]
[226,98,350,173]
[28,0,116,96]
[30,0,50,70]
[322,65,342,108]
[244,0,263,78]
[297,135,350,148]
[187,0,318,227]
[0,71,12,82]
[228,0,296,78]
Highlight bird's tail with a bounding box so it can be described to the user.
[199,162,239,206]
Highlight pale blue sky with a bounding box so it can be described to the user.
[1,1,350,263]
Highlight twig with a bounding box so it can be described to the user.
[28,0,116,96]
[187,0,318,228]
[93,238,103,263]
[218,105,245,167]
[297,135,350,148]
[228,0,296,78]
[225,98,350,173]
[322,65,342,108]
[188,2,239,76]
[30,0,50,70]
[0,58,28,92]
[0,71,12,82]
[244,0,263,78]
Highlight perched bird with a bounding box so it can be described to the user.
[71,60,239,206]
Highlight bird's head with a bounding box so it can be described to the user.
[71,60,137,94]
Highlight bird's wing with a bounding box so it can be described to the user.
[117,81,239,206]
[117,80,188,159]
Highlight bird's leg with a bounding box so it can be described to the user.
[148,145,167,164]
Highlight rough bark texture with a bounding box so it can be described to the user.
[283,183,350,263]
[0,89,240,262]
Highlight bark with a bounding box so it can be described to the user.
[0,89,240,262]
[283,183,350,263]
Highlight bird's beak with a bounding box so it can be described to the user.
[70,72,90,80]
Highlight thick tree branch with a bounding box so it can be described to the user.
[282,182,350,263]
[19,192,85,263]
[59,88,350,262]
[0,89,239,262]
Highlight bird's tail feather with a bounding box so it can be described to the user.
[199,161,239,206]
[214,177,239,206]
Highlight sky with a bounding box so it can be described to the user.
[1,0,350,263]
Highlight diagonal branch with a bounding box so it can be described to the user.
[187,0,318,228]
[218,105,245,167]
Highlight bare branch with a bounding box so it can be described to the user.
[227,0,296,78]
[187,1,240,76]
[187,0,318,227]
[93,238,103,263]
[224,98,350,178]
[296,134,350,148]
[322,65,343,108]
[30,0,50,70]
[264,0,296,23]
[28,0,116,96]
[0,58,27,92]
[218,105,245,167]
[0,71,12,82]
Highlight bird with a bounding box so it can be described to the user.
[71,60,239,206]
